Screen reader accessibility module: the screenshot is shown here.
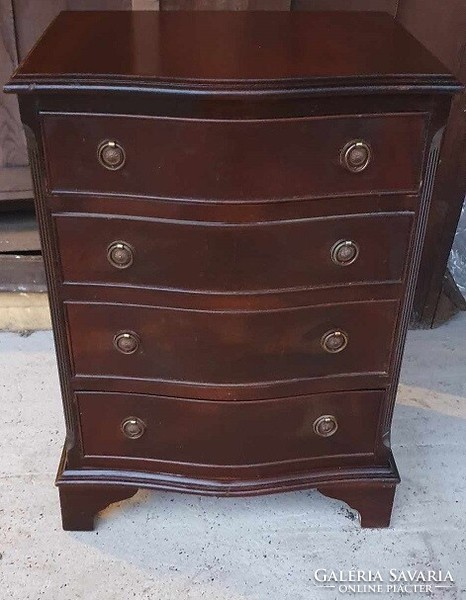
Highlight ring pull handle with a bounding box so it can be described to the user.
[340,140,372,173]
[321,330,348,354]
[98,140,126,170]
[121,417,146,439]
[331,240,359,266]
[107,241,134,269]
[313,415,338,438]
[113,331,140,355]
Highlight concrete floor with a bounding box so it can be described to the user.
[1,314,465,600]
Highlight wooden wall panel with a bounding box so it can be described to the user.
[292,0,398,14]
[397,0,466,326]
[0,0,28,168]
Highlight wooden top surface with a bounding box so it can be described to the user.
[6,11,461,95]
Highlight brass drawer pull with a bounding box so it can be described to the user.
[321,329,348,353]
[121,417,146,439]
[331,240,359,266]
[313,415,338,438]
[97,140,126,170]
[113,331,140,354]
[107,241,134,269]
[340,140,372,173]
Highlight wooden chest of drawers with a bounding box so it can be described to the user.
[6,10,462,530]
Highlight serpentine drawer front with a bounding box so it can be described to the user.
[55,211,413,292]
[6,10,461,530]
[66,300,398,391]
[42,112,426,200]
[77,391,384,474]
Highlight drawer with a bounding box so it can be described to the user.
[42,112,426,200]
[77,390,384,470]
[55,212,413,292]
[66,300,398,389]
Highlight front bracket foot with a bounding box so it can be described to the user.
[318,482,397,528]
[58,485,139,531]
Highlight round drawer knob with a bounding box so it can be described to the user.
[107,241,134,269]
[313,415,338,438]
[340,140,372,173]
[113,331,140,354]
[121,417,146,439]
[97,140,126,170]
[321,329,348,354]
[331,240,359,266]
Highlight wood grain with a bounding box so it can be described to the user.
[41,112,426,200]
[10,10,458,530]
[161,1,291,9]
[77,390,384,469]
[292,0,398,14]
[54,211,413,292]
[397,0,466,76]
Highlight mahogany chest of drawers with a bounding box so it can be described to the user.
[6,10,462,530]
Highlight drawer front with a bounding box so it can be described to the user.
[56,212,413,292]
[77,390,383,468]
[66,300,398,388]
[43,112,426,200]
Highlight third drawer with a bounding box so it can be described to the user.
[66,299,398,393]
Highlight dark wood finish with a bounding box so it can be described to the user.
[318,481,397,527]
[7,12,459,93]
[77,391,384,473]
[292,0,397,13]
[55,211,413,292]
[397,0,466,75]
[6,11,461,530]
[42,112,427,200]
[162,0,291,8]
[59,484,138,531]
[66,299,399,392]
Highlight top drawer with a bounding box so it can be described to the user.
[41,112,426,201]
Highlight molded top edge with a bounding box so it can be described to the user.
[6,11,463,96]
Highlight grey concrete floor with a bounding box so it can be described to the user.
[1,314,465,600]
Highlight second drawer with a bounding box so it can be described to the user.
[55,212,413,293]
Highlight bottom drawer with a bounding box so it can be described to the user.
[77,390,384,474]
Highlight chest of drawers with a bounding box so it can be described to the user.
[6,10,462,530]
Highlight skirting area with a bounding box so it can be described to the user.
[1,314,465,599]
